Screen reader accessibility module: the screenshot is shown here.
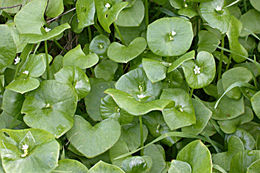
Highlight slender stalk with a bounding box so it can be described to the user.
[88,26,92,42]
[225,54,232,71]
[44,41,50,80]
[243,0,247,12]
[190,88,194,97]
[139,116,144,156]
[0,4,22,10]
[54,40,67,53]
[47,7,76,23]
[94,23,105,35]
[144,0,149,27]
[217,36,225,80]
[113,23,125,45]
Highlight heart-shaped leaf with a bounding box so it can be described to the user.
[168,160,192,173]
[84,79,115,121]
[121,156,152,173]
[147,17,193,56]
[21,23,71,44]
[213,136,244,171]
[115,0,144,27]
[46,0,64,18]
[177,140,212,173]
[227,16,248,63]
[52,159,88,173]
[89,161,125,173]
[76,0,95,29]
[198,30,220,53]
[218,106,254,134]
[2,89,24,117]
[55,66,91,100]
[160,88,196,130]
[251,91,260,119]
[0,128,59,173]
[94,59,118,81]
[222,67,253,99]
[182,51,216,89]
[6,76,40,94]
[90,35,111,55]
[0,24,16,71]
[115,68,162,101]
[67,115,121,158]
[182,98,212,135]
[63,45,99,69]
[105,88,172,116]
[95,0,128,33]
[199,0,231,33]
[108,37,147,63]
[14,0,47,35]
[22,80,78,137]
[100,95,134,124]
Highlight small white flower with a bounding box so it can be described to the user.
[23,70,29,75]
[215,5,222,11]
[137,93,146,99]
[105,3,111,9]
[169,30,176,41]
[116,108,120,112]
[45,27,51,32]
[179,107,184,112]
[22,144,29,150]
[21,144,29,157]
[45,103,51,108]
[193,65,201,75]
[184,3,188,7]
[14,56,20,65]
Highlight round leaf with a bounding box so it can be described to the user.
[147,17,193,56]
[182,51,216,89]
[22,80,78,137]
[94,59,118,81]
[168,160,192,173]
[89,161,125,173]
[6,76,40,94]
[177,140,212,173]
[89,35,111,55]
[52,159,88,173]
[76,0,95,29]
[0,128,59,173]
[251,91,260,119]
[46,0,64,18]
[67,115,121,158]
[108,37,147,63]
[250,0,260,12]
[122,156,152,173]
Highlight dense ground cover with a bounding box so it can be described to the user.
[0,0,260,172]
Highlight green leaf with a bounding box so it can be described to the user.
[199,0,231,33]
[228,128,256,150]
[144,144,166,173]
[14,0,47,35]
[222,67,253,99]
[67,115,121,158]
[168,160,192,173]
[6,76,40,94]
[147,17,193,56]
[105,88,172,116]
[240,9,260,37]
[51,159,88,173]
[213,136,244,171]
[177,140,212,173]
[250,0,260,12]
[63,45,99,69]
[198,30,220,53]
[168,50,195,73]
[121,156,152,173]
[227,16,248,63]
[2,89,24,117]
[55,66,91,100]
[22,80,78,137]
[95,0,128,33]
[0,128,59,173]
[0,24,17,71]
[84,79,115,121]
[247,159,260,173]
[89,35,111,55]
[182,98,212,135]
[115,0,144,27]
[21,23,71,44]
[46,0,64,18]
[160,88,196,130]
[218,106,254,134]
[182,51,216,89]
[142,58,167,83]
[76,0,95,29]
[115,68,162,101]
[100,95,134,124]
[108,37,147,63]
[251,91,260,119]
[89,161,125,173]
[94,59,118,81]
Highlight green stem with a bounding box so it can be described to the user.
[217,36,225,80]
[54,40,67,53]
[225,54,232,71]
[94,23,105,35]
[190,88,194,97]
[243,0,247,12]
[139,116,144,156]
[144,0,149,27]
[44,41,50,80]
[113,23,125,45]
[88,26,92,42]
